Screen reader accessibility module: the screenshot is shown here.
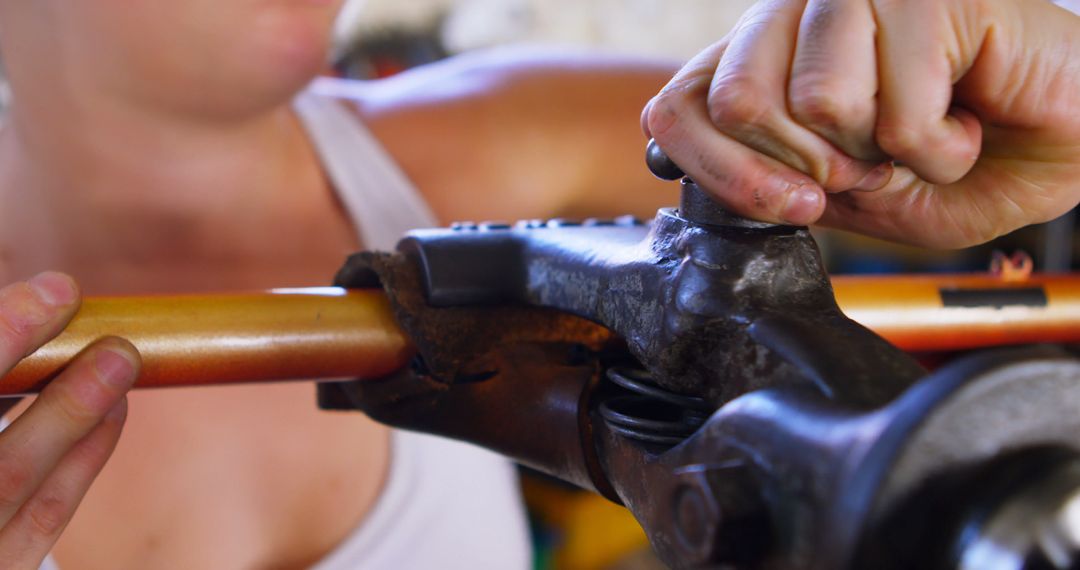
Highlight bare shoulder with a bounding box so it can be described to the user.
[310,49,677,224]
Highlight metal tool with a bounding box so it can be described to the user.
[0,143,1077,568]
[318,141,1080,569]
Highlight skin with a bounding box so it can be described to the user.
[645,0,1080,248]
[3,0,1078,567]
[0,1,675,568]
[0,273,138,569]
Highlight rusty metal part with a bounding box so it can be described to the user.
[647,137,1080,352]
[323,165,1080,570]
[364,177,927,408]
[326,176,930,567]
[321,253,618,495]
[1,288,411,395]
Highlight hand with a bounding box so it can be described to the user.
[0,272,139,569]
[644,0,1080,248]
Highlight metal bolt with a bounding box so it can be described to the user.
[674,479,720,563]
[645,139,782,230]
[671,463,769,567]
[679,179,780,230]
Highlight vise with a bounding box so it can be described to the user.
[319,143,1080,570]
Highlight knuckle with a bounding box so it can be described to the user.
[24,492,68,537]
[0,460,34,504]
[46,380,109,429]
[648,76,708,139]
[876,121,926,158]
[0,285,51,339]
[789,82,864,133]
[645,93,679,139]
[708,77,773,130]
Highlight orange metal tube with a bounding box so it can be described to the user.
[1,288,412,396]
[2,274,1078,396]
[833,274,1080,351]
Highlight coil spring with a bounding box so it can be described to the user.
[599,366,711,446]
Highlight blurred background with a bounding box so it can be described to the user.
[330,0,755,74]
[0,1,1076,568]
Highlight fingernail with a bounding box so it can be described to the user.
[851,162,894,192]
[781,184,825,225]
[94,348,137,389]
[27,272,78,308]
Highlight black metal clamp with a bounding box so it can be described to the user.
[320,141,1080,569]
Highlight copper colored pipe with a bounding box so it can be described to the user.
[2,275,1078,395]
[833,274,1080,352]
[1,288,412,396]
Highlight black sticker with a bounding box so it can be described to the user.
[940,287,1049,309]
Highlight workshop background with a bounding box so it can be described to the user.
[0,1,1077,568]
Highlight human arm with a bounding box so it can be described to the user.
[355,48,680,223]
[644,0,1080,248]
[0,272,138,569]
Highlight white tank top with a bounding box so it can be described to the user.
[296,78,532,570]
[41,78,532,570]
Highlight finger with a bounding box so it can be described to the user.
[817,162,1047,248]
[708,0,887,192]
[642,93,657,138]
[643,37,731,140]
[871,0,983,184]
[789,0,883,161]
[0,338,138,526]
[648,80,826,224]
[646,29,826,224]
[0,273,80,374]
[0,398,126,568]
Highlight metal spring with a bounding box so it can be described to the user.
[599,366,711,446]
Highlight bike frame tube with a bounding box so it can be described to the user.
[1,274,1077,395]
